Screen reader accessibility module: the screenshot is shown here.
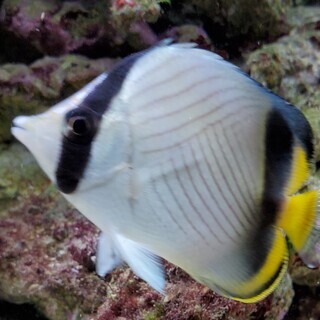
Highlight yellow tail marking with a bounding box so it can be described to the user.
[231,228,288,303]
[286,146,309,196]
[278,190,318,251]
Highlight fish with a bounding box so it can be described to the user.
[11,41,320,303]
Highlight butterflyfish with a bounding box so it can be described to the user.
[11,41,320,303]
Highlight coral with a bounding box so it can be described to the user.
[164,24,213,51]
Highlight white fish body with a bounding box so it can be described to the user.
[11,42,320,302]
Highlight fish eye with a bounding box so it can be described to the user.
[64,107,99,144]
[68,116,91,136]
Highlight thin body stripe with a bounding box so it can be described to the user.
[185,141,239,240]
[140,102,255,154]
[229,119,263,201]
[214,125,257,224]
[150,175,188,236]
[139,95,265,140]
[170,157,223,244]
[133,65,222,110]
[134,74,229,116]
[161,159,218,246]
[203,128,255,226]
[192,136,247,234]
[131,52,187,87]
[220,126,257,207]
[230,125,259,190]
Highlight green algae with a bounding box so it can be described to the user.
[0,143,50,214]
[143,304,165,320]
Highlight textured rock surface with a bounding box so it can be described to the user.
[0,145,294,320]
[0,147,293,320]
[1,1,320,320]
[0,0,112,57]
[0,55,115,143]
[246,6,320,160]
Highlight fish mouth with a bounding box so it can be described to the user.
[11,116,31,132]
[11,116,31,142]
[11,120,26,131]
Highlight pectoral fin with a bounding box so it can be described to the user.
[96,231,122,277]
[114,233,165,293]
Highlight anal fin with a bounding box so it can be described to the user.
[114,233,165,293]
[278,190,320,268]
[96,231,122,277]
[197,226,288,303]
[230,227,288,303]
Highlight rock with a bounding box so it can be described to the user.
[286,285,320,320]
[0,54,115,143]
[0,144,105,319]
[1,2,320,319]
[0,144,294,319]
[0,0,164,60]
[0,0,112,57]
[246,5,320,160]
[245,6,320,317]
[0,144,48,213]
[289,252,320,287]
[193,0,290,39]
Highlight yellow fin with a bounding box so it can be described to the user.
[286,145,309,195]
[230,227,288,303]
[278,190,320,267]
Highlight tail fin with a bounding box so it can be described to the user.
[278,190,320,268]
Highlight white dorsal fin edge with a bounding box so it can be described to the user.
[114,233,165,294]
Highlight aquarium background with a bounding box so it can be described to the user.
[0,0,320,319]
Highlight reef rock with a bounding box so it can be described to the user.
[246,5,320,160]
[1,2,320,320]
[0,54,115,143]
[0,144,294,320]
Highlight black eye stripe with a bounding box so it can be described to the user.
[55,49,147,194]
